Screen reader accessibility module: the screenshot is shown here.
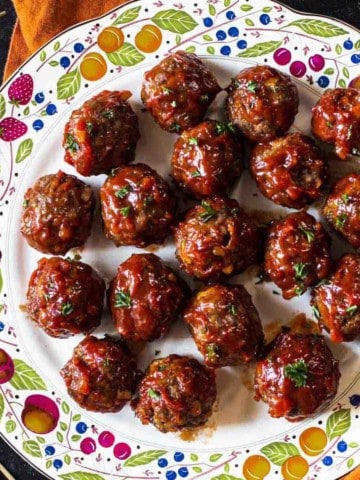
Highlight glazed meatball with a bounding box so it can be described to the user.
[100,163,176,247]
[312,254,360,342]
[61,336,141,413]
[63,90,140,176]
[171,120,243,198]
[108,253,188,342]
[264,211,332,299]
[254,331,340,421]
[26,257,105,338]
[183,284,264,367]
[323,173,360,248]
[175,196,261,281]
[141,50,221,133]
[131,354,216,432]
[226,65,299,143]
[21,171,95,255]
[250,133,328,209]
[312,88,360,160]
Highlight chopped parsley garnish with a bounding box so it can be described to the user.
[191,169,201,178]
[206,344,219,360]
[215,122,236,135]
[169,123,181,133]
[61,302,73,316]
[293,262,309,281]
[316,278,331,287]
[86,122,94,135]
[228,304,238,315]
[103,358,110,368]
[120,206,131,217]
[115,185,130,199]
[200,94,209,102]
[295,285,306,297]
[326,120,334,128]
[102,109,115,119]
[22,199,29,208]
[247,81,258,93]
[148,388,160,399]
[114,290,132,309]
[346,305,359,316]
[284,359,308,388]
[198,201,217,223]
[64,134,79,153]
[162,86,174,95]
[299,226,315,243]
[189,137,198,145]
[342,193,350,205]
[312,305,321,320]
[335,213,347,229]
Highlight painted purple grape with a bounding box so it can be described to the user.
[45,446,55,456]
[317,76,330,88]
[351,54,360,64]
[350,394,360,406]
[273,48,291,66]
[53,459,63,470]
[98,431,115,448]
[76,422,88,434]
[337,440,347,452]
[113,442,131,460]
[260,14,271,25]
[80,437,97,455]
[344,39,353,50]
[226,11,235,20]
[308,54,325,72]
[290,61,307,78]
[203,17,213,27]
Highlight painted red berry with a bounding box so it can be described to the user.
[8,74,34,106]
[0,117,28,142]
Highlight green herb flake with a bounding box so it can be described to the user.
[342,193,350,205]
[120,206,131,217]
[335,213,347,229]
[346,305,359,316]
[199,201,217,223]
[162,86,174,95]
[206,343,219,360]
[228,304,238,315]
[22,199,29,208]
[115,185,130,199]
[64,133,79,153]
[293,262,309,281]
[215,122,236,135]
[299,226,315,243]
[189,137,198,145]
[148,388,160,399]
[102,109,115,119]
[103,357,110,368]
[295,285,306,297]
[169,123,181,133]
[326,120,334,128]
[191,169,201,178]
[86,122,94,135]
[200,94,209,102]
[284,359,308,388]
[247,81,258,93]
[61,302,73,316]
[312,305,321,320]
[114,290,132,309]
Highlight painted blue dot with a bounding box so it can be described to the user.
[178,467,189,478]
[260,14,271,25]
[226,11,235,20]
[32,119,44,131]
[216,30,227,41]
[166,471,177,480]
[228,27,239,37]
[351,54,360,64]
[74,43,85,53]
[46,104,57,116]
[75,422,88,434]
[317,76,330,88]
[60,56,71,68]
[203,17,213,27]
[220,46,231,56]
[322,456,333,466]
[343,39,353,50]
[350,394,360,406]
[35,92,45,104]
[237,40,247,49]
[0,321,4,332]
[158,458,168,468]
[45,446,55,456]
[53,459,63,470]
[174,452,185,462]
[337,440,348,452]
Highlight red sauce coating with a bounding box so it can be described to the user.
[63,90,140,176]
[254,331,340,421]
[141,51,221,133]
[131,354,216,432]
[183,284,264,367]
[174,196,261,282]
[311,253,360,342]
[61,336,141,413]
[171,120,243,199]
[226,65,299,143]
[312,88,360,160]
[250,133,328,209]
[26,257,105,338]
[264,211,332,300]
[21,171,95,255]
[323,173,360,248]
[108,253,188,343]
[100,163,176,247]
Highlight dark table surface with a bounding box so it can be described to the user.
[1,0,360,479]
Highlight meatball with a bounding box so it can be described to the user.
[254,331,340,421]
[141,50,221,133]
[312,254,360,342]
[175,196,261,281]
[63,90,140,176]
[108,253,188,342]
[264,211,332,299]
[183,284,264,367]
[61,336,141,412]
[171,120,243,198]
[21,171,95,255]
[250,133,328,209]
[100,163,176,247]
[131,354,216,432]
[226,65,299,143]
[26,257,105,338]
[323,173,360,248]
[312,88,360,160]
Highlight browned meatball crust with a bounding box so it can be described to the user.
[21,171,95,255]
[141,50,221,133]
[254,331,340,421]
[226,65,299,142]
[183,284,264,367]
[250,133,328,209]
[131,354,216,432]
[264,211,332,299]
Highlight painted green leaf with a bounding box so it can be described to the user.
[203,34,213,41]
[60,421,68,431]
[36,436,45,444]
[286,19,348,37]
[107,43,145,67]
[71,434,82,442]
[193,467,203,473]
[207,46,215,54]
[59,473,106,480]
[0,268,3,294]
[53,41,61,51]
[349,442,359,448]
[347,458,354,469]
[343,66,350,79]
[355,39,360,49]
[57,431,64,442]
[324,68,335,75]
[210,454,223,462]
[9,359,47,390]
[46,460,52,469]
[209,4,216,16]
[224,463,230,473]
[113,6,141,25]
[15,139,33,164]
[185,46,196,53]
[23,106,30,115]
[64,454,71,465]
[224,0,231,6]
[49,60,59,67]
[0,94,6,120]
[326,408,351,440]
[151,9,198,34]
[57,68,81,100]
[336,44,343,55]
[245,19,255,26]
[263,7,273,12]
[260,442,300,466]
[62,401,70,414]
[0,393,3,423]
[240,4,253,11]
[176,35,181,45]
[123,450,167,467]
[23,440,42,458]
[238,40,282,58]
[190,453,199,461]
[40,50,47,62]
[6,420,16,433]
[339,79,347,88]
[73,414,81,421]
[211,475,243,480]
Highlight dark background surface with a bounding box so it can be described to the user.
[0,0,360,479]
